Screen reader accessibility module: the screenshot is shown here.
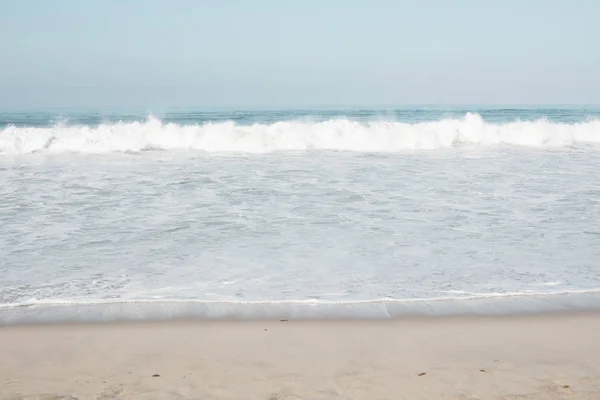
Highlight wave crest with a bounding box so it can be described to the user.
[2,113,600,155]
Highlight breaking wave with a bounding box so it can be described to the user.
[2,113,600,155]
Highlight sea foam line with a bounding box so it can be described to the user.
[0,289,600,308]
[2,289,600,326]
[3,288,600,309]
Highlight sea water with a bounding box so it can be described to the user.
[1,107,600,323]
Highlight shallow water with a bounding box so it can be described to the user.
[2,108,600,322]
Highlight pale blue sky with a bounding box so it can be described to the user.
[1,0,599,110]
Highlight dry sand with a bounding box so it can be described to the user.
[1,313,600,400]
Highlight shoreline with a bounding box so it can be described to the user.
[3,291,600,326]
[3,308,600,328]
[3,313,600,399]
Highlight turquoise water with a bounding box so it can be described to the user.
[2,106,600,128]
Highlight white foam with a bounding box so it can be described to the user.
[2,113,600,155]
[2,291,600,325]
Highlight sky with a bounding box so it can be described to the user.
[1,0,599,110]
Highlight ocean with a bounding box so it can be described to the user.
[1,107,600,324]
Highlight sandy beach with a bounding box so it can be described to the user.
[1,313,599,400]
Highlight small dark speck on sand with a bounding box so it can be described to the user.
[280,319,288,322]
[152,374,160,378]
[479,369,486,372]
[417,372,426,376]
[563,385,570,389]
[264,329,268,331]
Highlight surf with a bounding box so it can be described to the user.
[2,113,600,155]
